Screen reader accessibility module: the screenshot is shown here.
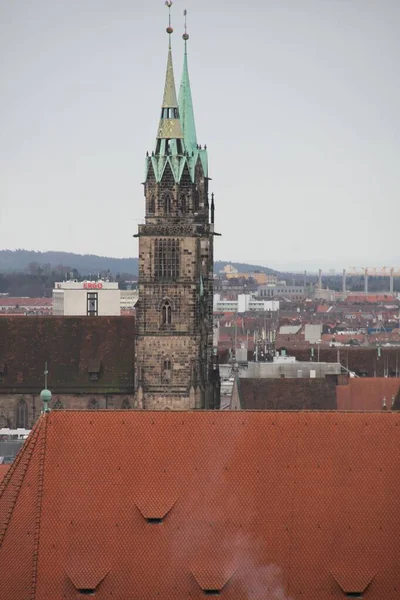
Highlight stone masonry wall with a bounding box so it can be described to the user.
[0,394,137,429]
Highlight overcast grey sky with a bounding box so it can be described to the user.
[1,0,399,270]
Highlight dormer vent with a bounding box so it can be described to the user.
[146,517,163,524]
[88,360,101,382]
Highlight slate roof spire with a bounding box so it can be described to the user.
[156,2,184,149]
[178,9,197,152]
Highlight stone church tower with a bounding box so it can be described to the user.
[135,13,220,410]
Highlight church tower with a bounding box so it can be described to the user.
[135,5,220,410]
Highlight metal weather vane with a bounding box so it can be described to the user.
[183,8,189,41]
[165,1,173,34]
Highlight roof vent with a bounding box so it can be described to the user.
[146,517,163,524]
[331,567,374,597]
[191,565,235,596]
[88,360,101,381]
[78,590,96,596]
[135,494,177,523]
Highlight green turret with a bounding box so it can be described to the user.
[40,389,52,413]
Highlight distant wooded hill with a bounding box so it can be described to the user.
[0,250,275,277]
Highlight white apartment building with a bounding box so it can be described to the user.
[214,293,279,314]
[53,281,121,316]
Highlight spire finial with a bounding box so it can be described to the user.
[40,362,52,413]
[183,9,189,52]
[165,1,173,41]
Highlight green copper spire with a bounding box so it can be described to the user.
[178,11,197,152]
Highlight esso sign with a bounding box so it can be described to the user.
[84,283,103,289]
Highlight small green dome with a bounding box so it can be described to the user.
[40,389,52,402]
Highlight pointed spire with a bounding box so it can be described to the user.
[157,2,183,142]
[178,9,197,151]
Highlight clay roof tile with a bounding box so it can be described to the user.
[0,411,399,599]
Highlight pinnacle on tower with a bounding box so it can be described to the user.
[156,1,184,154]
[178,9,197,152]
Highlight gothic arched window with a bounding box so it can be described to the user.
[162,300,172,325]
[164,194,171,215]
[53,399,64,410]
[17,399,28,428]
[88,398,99,410]
[0,414,8,428]
[154,239,180,280]
[149,194,155,214]
[122,398,131,410]
[162,359,172,382]
[180,193,186,214]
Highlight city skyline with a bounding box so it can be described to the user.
[1,0,399,270]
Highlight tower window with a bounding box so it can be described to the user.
[17,399,28,429]
[180,193,186,213]
[162,300,172,325]
[163,359,172,382]
[154,239,180,280]
[161,107,179,119]
[149,194,155,214]
[164,194,171,215]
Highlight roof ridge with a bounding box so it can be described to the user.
[30,413,49,600]
[0,416,43,549]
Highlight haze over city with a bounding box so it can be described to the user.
[1,0,399,270]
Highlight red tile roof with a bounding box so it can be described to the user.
[321,333,366,344]
[337,378,400,410]
[0,297,52,307]
[1,411,400,599]
[0,464,9,481]
[345,294,395,304]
